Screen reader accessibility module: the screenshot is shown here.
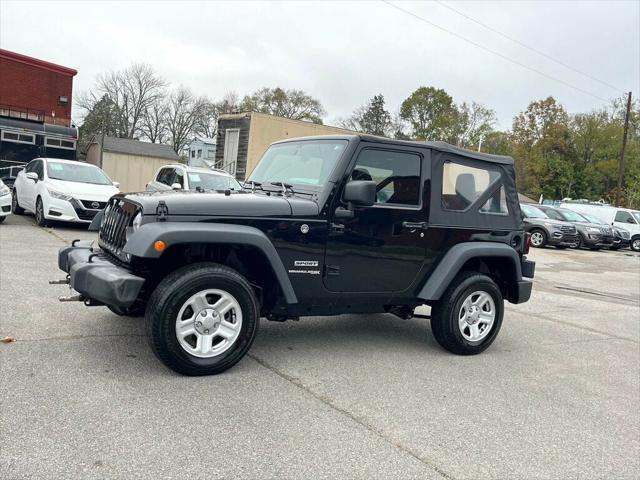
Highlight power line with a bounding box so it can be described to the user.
[433,0,626,94]
[381,0,611,103]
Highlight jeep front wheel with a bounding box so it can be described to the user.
[146,263,259,376]
[430,272,504,355]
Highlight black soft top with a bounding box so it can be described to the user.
[272,134,514,165]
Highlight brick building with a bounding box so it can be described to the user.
[0,49,77,127]
[0,50,78,174]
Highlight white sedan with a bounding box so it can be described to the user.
[0,179,11,223]
[12,158,120,226]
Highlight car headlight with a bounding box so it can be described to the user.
[544,223,556,229]
[132,212,143,231]
[586,227,600,233]
[0,185,9,197]
[48,188,72,201]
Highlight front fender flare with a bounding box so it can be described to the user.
[123,222,297,304]
[417,241,522,301]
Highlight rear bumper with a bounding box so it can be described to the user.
[508,258,535,304]
[58,243,144,308]
[0,193,10,216]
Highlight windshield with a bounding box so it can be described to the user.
[559,209,589,222]
[581,213,605,224]
[187,171,241,191]
[248,140,348,189]
[47,161,112,185]
[632,211,640,223]
[521,204,548,218]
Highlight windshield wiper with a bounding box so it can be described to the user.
[243,181,264,192]
[270,181,294,195]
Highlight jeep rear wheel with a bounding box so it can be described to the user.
[430,272,504,355]
[146,262,259,376]
[529,229,546,248]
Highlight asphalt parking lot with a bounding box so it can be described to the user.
[1,213,639,480]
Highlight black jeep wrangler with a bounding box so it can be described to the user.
[56,135,535,376]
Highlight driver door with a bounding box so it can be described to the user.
[323,146,428,293]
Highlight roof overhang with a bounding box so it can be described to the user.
[0,49,77,76]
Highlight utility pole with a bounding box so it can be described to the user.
[616,92,632,206]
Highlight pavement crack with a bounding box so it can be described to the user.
[248,353,456,480]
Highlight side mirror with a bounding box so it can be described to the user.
[171,183,182,191]
[343,180,376,207]
[112,181,120,189]
[26,172,38,182]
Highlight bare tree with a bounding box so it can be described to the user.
[217,91,240,114]
[196,100,219,139]
[141,100,169,143]
[165,86,207,155]
[453,102,497,148]
[90,63,166,138]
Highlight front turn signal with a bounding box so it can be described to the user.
[154,240,167,253]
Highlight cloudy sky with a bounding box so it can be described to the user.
[1,0,638,129]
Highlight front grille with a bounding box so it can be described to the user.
[599,227,613,236]
[98,198,139,257]
[80,200,107,210]
[73,208,98,221]
[560,225,576,234]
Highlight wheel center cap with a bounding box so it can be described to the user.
[194,309,220,334]
[467,306,480,325]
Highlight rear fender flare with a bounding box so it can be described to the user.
[418,241,522,301]
[122,222,297,304]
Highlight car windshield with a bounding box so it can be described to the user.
[187,171,241,191]
[247,140,348,189]
[581,213,605,224]
[47,161,112,185]
[632,211,640,223]
[521,204,548,218]
[559,209,589,222]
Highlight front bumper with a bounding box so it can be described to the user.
[0,194,11,216]
[47,197,101,223]
[58,243,144,308]
[548,232,578,246]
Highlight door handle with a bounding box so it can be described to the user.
[402,221,427,230]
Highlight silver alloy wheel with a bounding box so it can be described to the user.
[632,238,640,251]
[458,291,496,342]
[530,231,544,247]
[175,289,243,358]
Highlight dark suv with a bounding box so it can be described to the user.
[537,206,614,250]
[520,203,578,248]
[55,135,535,376]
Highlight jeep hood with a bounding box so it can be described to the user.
[123,190,318,217]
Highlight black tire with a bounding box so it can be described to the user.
[146,262,259,376]
[555,245,567,249]
[35,197,48,227]
[0,216,5,223]
[631,237,640,252]
[573,234,584,250]
[11,189,24,215]
[529,229,547,248]
[107,304,146,318]
[430,272,504,355]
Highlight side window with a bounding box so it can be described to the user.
[545,209,562,220]
[25,160,37,173]
[157,168,174,185]
[442,161,500,211]
[174,170,184,188]
[351,149,421,206]
[479,186,508,214]
[34,161,44,180]
[615,210,636,224]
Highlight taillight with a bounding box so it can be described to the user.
[524,232,532,255]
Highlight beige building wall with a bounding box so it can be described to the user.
[245,112,354,176]
[101,152,174,193]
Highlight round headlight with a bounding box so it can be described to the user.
[132,212,143,231]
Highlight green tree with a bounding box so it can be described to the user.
[77,94,121,155]
[399,86,457,140]
[511,96,575,199]
[240,87,325,124]
[339,94,392,136]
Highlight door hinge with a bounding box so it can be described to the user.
[325,265,341,276]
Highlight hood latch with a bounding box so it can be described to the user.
[156,200,168,221]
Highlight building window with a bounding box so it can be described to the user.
[1,131,35,145]
[45,137,76,150]
[191,150,195,158]
[197,149,202,158]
